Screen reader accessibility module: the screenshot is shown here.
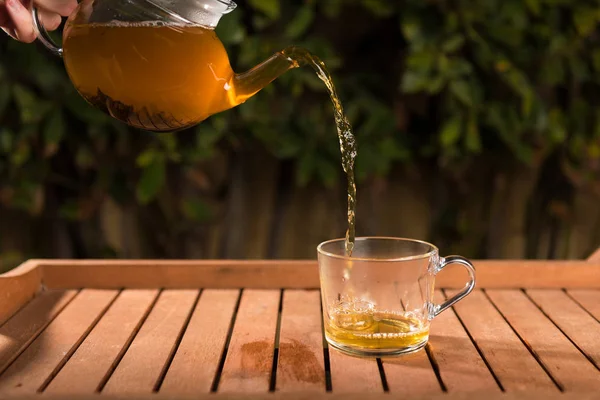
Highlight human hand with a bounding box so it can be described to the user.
[0,0,76,43]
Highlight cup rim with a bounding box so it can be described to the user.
[317,236,438,262]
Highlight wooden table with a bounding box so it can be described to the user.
[0,253,599,400]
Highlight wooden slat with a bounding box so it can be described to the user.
[487,289,600,391]
[568,290,600,321]
[12,259,599,290]
[41,261,320,290]
[218,290,279,393]
[160,289,240,394]
[527,289,600,368]
[382,350,442,395]
[0,260,43,326]
[45,290,159,393]
[276,290,325,392]
[0,290,77,374]
[0,289,118,395]
[327,347,382,392]
[427,290,500,393]
[325,310,383,397]
[219,290,280,393]
[102,290,198,394]
[446,289,557,392]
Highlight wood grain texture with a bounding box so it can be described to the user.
[427,290,500,393]
[382,350,442,395]
[568,290,600,321]
[526,289,600,368]
[218,290,280,393]
[0,289,118,395]
[0,290,77,375]
[487,289,600,391]
[446,289,556,392]
[0,260,43,326]
[4,259,596,290]
[327,347,383,392]
[102,290,198,394]
[276,290,325,392]
[160,289,240,394]
[45,290,159,393]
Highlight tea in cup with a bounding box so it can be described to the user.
[317,237,475,357]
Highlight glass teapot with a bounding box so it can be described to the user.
[33,0,299,131]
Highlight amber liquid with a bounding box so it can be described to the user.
[327,306,429,350]
[63,22,255,131]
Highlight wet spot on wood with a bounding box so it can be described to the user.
[279,339,323,383]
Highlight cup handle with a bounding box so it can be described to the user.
[431,256,475,318]
[32,7,63,57]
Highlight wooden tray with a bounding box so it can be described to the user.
[0,257,599,400]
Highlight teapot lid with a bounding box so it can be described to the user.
[146,0,236,27]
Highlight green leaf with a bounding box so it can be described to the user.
[442,35,465,53]
[548,109,566,144]
[11,141,30,166]
[181,198,212,221]
[12,85,50,124]
[0,129,13,153]
[406,51,436,72]
[285,5,315,39]
[427,76,446,93]
[361,0,395,17]
[248,0,280,20]
[401,72,427,93]
[43,112,66,157]
[450,80,473,107]
[76,146,95,169]
[445,59,473,78]
[136,157,166,204]
[439,116,462,148]
[465,114,481,152]
[525,0,540,15]
[136,148,157,167]
[400,14,421,42]
[573,7,597,36]
[215,7,246,45]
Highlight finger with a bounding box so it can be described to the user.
[5,0,35,42]
[39,8,60,30]
[34,0,75,16]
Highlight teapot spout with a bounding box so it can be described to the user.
[229,47,303,106]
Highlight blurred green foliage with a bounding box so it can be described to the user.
[0,0,599,228]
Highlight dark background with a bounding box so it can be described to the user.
[1,0,599,272]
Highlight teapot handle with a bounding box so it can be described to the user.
[32,7,63,57]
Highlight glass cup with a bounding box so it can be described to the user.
[317,237,475,357]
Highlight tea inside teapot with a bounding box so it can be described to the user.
[63,21,239,131]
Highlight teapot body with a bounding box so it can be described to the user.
[62,0,238,131]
